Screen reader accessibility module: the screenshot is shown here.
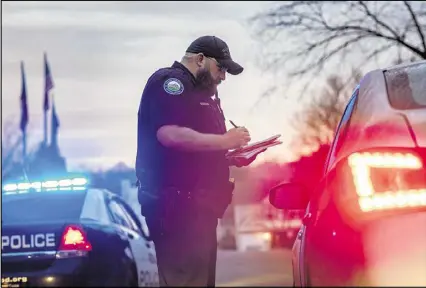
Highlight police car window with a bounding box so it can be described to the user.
[107,200,132,229]
[325,89,358,172]
[2,192,86,224]
[80,189,111,224]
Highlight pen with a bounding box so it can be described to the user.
[229,120,239,128]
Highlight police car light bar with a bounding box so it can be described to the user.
[2,177,88,195]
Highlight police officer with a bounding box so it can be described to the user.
[135,36,257,287]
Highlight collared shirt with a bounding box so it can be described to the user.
[136,61,229,191]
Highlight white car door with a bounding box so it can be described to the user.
[114,199,159,287]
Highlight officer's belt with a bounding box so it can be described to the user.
[138,178,235,198]
[154,186,230,199]
[139,181,235,218]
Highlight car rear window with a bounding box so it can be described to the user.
[385,61,426,110]
[2,191,87,224]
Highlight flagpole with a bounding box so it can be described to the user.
[20,60,29,172]
[50,93,55,147]
[43,111,47,145]
[23,128,27,167]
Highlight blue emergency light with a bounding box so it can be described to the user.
[2,177,88,195]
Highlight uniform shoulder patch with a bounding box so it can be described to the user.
[163,78,184,95]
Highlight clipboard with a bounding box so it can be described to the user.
[226,134,282,159]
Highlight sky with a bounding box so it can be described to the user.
[2,1,307,171]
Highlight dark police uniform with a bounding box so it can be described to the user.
[136,61,230,198]
[136,62,231,287]
[136,35,244,287]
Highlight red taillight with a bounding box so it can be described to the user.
[59,225,92,251]
[348,151,426,212]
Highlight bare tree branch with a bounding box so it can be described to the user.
[289,34,370,77]
[249,1,426,91]
[357,1,401,40]
[2,118,23,179]
[1,117,37,180]
[403,1,426,51]
[291,69,362,154]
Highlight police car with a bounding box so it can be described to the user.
[1,177,159,287]
[270,60,426,286]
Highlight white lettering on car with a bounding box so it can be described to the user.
[139,270,159,287]
[1,234,56,250]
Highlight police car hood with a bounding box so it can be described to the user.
[2,222,65,254]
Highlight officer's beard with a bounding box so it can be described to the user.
[195,67,217,97]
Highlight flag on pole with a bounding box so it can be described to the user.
[20,61,28,133]
[44,52,54,111]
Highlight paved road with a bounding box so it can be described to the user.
[216,249,294,287]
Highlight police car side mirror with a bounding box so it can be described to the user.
[269,182,309,210]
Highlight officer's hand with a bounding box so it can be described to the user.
[223,127,251,150]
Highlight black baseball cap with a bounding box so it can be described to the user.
[186,35,244,75]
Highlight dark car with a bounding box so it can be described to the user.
[1,177,159,287]
[270,60,426,286]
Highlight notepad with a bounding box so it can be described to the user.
[226,134,282,160]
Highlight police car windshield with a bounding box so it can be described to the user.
[2,192,86,225]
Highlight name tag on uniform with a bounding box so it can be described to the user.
[200,102,210,106]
